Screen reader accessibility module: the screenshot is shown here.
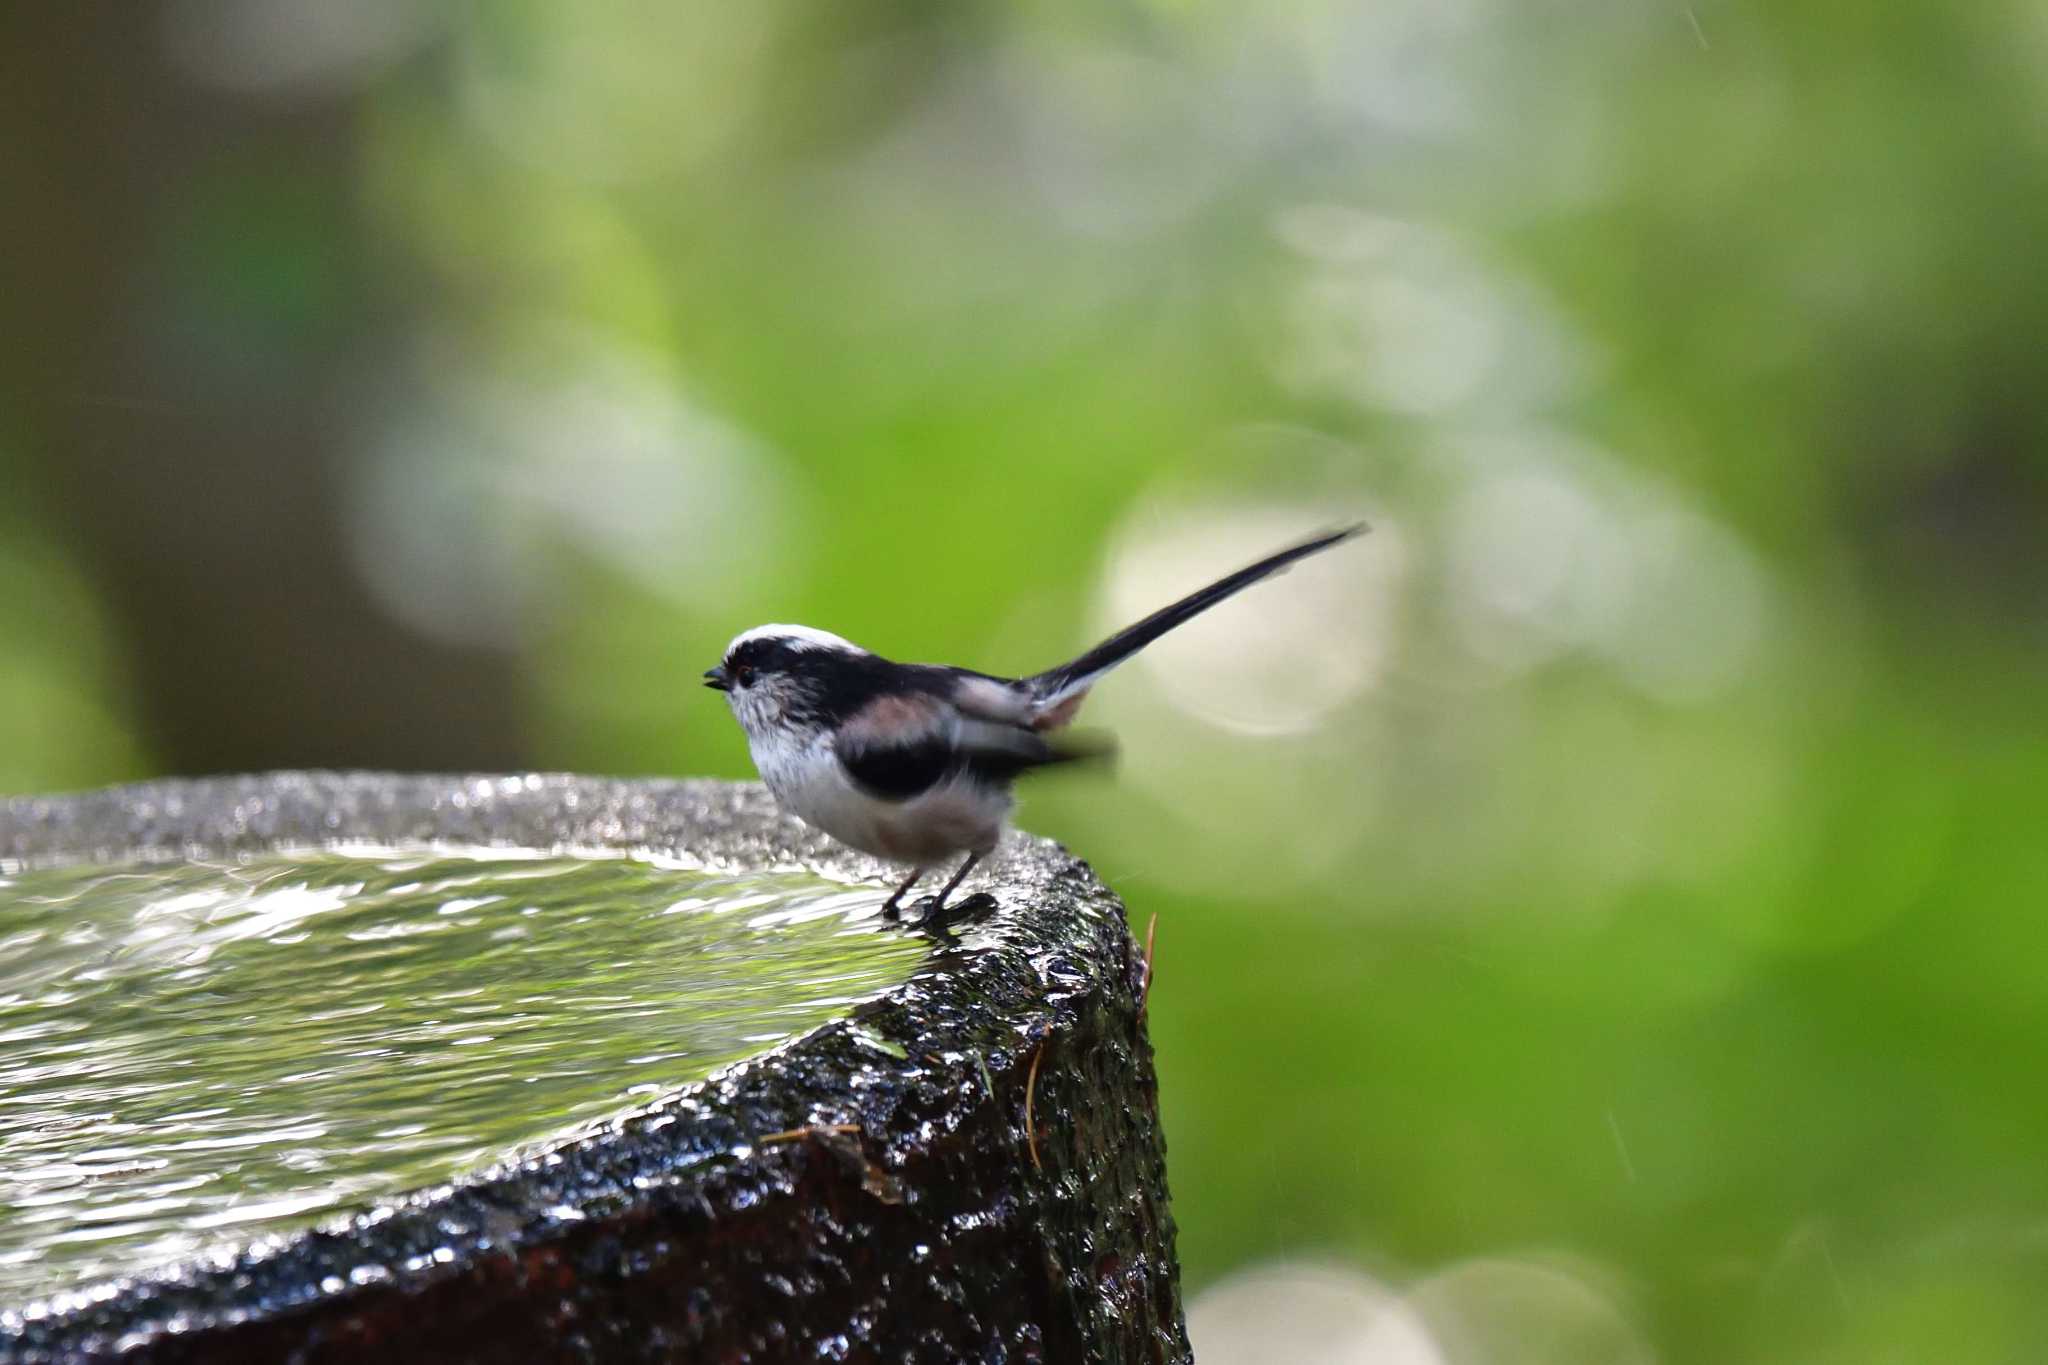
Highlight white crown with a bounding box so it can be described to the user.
[724,623,862,655]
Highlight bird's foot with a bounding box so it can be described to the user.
[914,891,997,934]
[951,890,998,918]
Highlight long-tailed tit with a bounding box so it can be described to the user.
[705,525,1364,925]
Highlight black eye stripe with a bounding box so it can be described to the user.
[727,638,802,676]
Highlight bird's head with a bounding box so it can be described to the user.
[705,624,867,738]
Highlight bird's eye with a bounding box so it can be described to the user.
[734,665,756,688]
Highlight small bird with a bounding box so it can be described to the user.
[705,525,1364,925]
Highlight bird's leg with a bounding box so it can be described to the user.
[919,852,983,928]
[880,867,924,921]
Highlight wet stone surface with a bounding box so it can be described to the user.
[0,850,932,1298]
[0,773,1190,1364]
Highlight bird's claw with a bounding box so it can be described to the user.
[914,891,996,933]
[952,890,998,917]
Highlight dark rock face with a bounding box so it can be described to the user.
[0,773,1189,1364]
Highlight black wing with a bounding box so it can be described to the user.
[835,698,1105,802]
[838,729,960,800]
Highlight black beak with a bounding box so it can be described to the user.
[703,666,729,692]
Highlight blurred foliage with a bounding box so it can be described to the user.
[6,0,2048,1359]
[0,486,147,793]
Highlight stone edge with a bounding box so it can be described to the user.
[0,772,1144,1357]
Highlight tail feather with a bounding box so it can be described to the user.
[1025,523,1365,720]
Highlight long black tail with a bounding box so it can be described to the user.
[1025,524,1366,708]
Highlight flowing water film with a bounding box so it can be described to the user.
[0,848,930,1302]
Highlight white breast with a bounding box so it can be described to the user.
[746,729,1010,867]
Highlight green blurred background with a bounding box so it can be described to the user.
[5,3,2048,1360]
